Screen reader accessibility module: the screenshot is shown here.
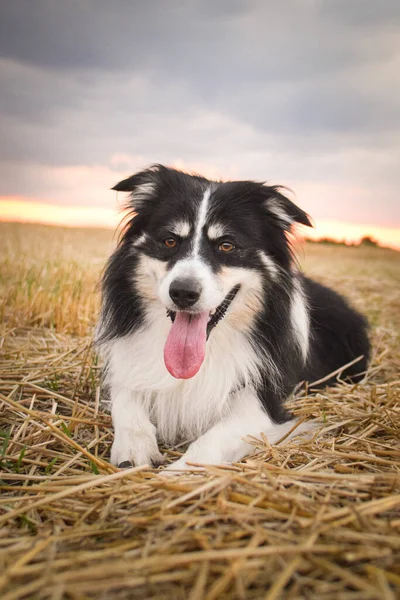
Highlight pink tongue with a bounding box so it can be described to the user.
[164,311,209,379]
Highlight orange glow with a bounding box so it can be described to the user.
[1,197,399,250]
[303,219,400,250]
[0,197,119,229]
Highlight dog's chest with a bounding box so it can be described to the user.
[105,315,261,443]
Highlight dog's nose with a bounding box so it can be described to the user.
[169,279,202,309]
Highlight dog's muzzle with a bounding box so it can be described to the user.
[167,284,240,339]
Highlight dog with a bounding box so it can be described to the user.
[96,165,370,472]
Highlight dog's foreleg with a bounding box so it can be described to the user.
[164,389,305,473]
[110,387,164,467]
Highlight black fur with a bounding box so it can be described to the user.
[98,165,370,424]
[302,277,370,386]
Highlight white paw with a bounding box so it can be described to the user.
[111,429,164,468]
[161,445,222,476]
[161,457,205,476]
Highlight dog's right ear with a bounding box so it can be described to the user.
[112,172,152,192]
[112,165,162,210]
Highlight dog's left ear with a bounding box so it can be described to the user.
[263,188,313,229]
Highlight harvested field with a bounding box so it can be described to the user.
[0,222,399,599]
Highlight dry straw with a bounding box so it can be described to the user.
[0,224,399,599]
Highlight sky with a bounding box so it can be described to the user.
[0,0,400,248]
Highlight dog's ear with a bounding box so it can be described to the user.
[112,165,162,210]
[263,187,313,229]
[112,173,148,192]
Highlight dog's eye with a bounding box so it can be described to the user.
[219,241,235,253]
[163,237,177,249]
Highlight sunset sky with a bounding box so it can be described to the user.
[0,1,399,248]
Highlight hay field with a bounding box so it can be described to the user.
[0,221,399,599]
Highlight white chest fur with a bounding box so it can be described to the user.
[103,305,263,444]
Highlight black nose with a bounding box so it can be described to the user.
[169,279,202,309]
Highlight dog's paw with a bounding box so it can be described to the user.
[160,451,211,476]
[161,458,205,476]
[160,439,227,475]
[111,429,164,468]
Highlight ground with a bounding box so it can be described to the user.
[0,222,399,600]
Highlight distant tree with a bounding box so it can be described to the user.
[305,237,348,246]
[359,236,378,247]
[305,236,381,249]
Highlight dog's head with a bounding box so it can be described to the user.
[111,165,312,379]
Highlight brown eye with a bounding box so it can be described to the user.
[219,241,235,253]
[164,237,177,248]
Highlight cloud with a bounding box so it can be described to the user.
[0,0,399,229]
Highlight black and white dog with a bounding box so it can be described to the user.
[96,165,370,471]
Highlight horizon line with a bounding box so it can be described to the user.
[1,198,400,251]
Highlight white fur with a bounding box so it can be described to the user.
[132,182,157,207]
[102,266,289,468]
[291,276,310,362]
[207,222,226,240]
[193,186,212,257]
[169,220,191,237]
[163,388,307,472]
[110,388,163,466]
[158,257,222,312]
[258,250,280,281]
[103,303,265,448]
[267,198,293,227]
[134,255,167,302]
[157,185,222,312]
[133,232,148,247]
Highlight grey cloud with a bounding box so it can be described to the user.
[0,1,244,71]
[1,1,398,78]
[318,0,400,27]
[0,0,399,228]
[0,0,399,145]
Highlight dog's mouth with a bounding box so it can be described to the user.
[164,285,240,380]
[166,284,240,338]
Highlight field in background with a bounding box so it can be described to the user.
[0,222,399,599]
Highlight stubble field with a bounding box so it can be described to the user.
[0,222,399,599]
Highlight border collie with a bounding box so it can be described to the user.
[96,165,370,472]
